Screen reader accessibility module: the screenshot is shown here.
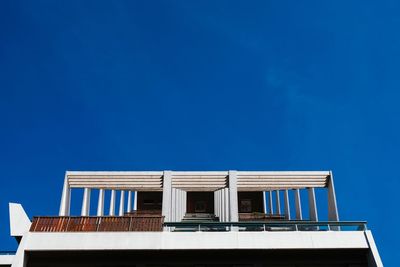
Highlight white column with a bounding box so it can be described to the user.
[224,188,230,222]
[162,171,172,222]
[81,188,91,216]
[133,191,138,211]
[109,190,116,216]
[171,188,176,221]
[308,188,318,221]
[97,189,105,216]
[215,190,219,219]
[268,191,274,214]
[214,191,218,218]
[228,170,238,222]
[119,190,125,216]
[220,189,226,222]
[294,189,302,220]
[183,190,187,216]
[127,191,132,212]
[284,189,291,220]
[179,190,183,221]
[59,174,71,216]
[328,171,339,221]
[263,191,267,214]
[275,190,281,215]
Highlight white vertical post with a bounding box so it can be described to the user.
[308,188,318,221]
[81,188,91,216]
[119,190,125,216]
[284,189,291,220]
[180,190,184,221]
[263,191,267,214]
[214,191,218,218]
[162,171,172,222]
[215,190,219,219]
[220,189,226,222]
[224,188,230,222]
[294,189,302,220]
[275,190,281,215]
[133,191,138,211]
[109,190,116,216]
[228,171,238,222]
[59,173,71,216]
[327,171,339,221]
[97,189,104,216]
[183,190,187,216]
[127,191,132,213]
[171,188,176,221]
[177,189,180,221]
[268,191,274,214]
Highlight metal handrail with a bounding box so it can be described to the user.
[163,221,367,232]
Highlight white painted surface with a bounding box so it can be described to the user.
[308,188,318,221]
[119,190,125,216]
[81,188,91,216]
[0,255,14,265]
[294,189,302,220]
[364,230,383,267]
[9,203,31,237]
[97,189,104,216]
[109,190,116,216]
[228,171,238,222]
[284,190,290,220]
[21,231,369,251]
[127,191,132,212]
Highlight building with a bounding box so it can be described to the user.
[0,170,383,267]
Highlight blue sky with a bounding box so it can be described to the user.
[0,1,399,264]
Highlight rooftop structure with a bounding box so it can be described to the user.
[1,170,383,267]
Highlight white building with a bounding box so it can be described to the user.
[1,170,383,267]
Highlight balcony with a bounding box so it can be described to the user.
[30,215,164,232]
[29,216,366,233]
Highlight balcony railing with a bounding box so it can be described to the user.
[163,221,367,232]
[30,216,164,232]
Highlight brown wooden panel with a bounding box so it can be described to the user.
[30,216,164,232]
[97,217,131,231]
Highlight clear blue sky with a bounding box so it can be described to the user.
[0,1,398,264]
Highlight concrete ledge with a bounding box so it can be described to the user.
[0,255,14,265]
[23,231,369,251]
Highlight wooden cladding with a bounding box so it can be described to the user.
[65,171,330,191]
[30,215,164,232]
